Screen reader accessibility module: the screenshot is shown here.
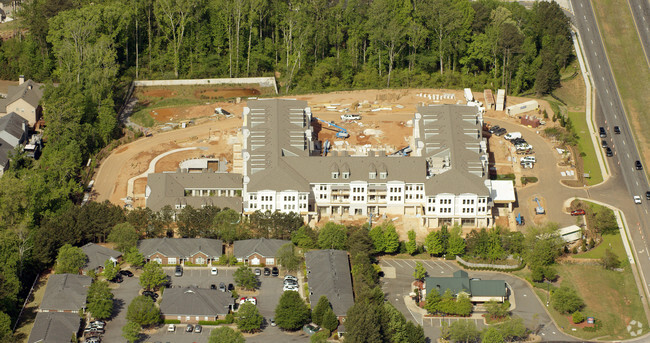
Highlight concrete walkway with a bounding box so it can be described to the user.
[125,147,203,202]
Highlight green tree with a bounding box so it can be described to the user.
[449,319,480,343]
[425,230,444,256]
[139,262,167,290]
[153,0,198,78]
[126,296,161,326]
[601,248,621,270]
[424,290,441,314]
[572,311,585,324]
[124,247,145,268]
[482,326,505,343]
[291,226,318,249]
[122,321,140,343]
[485,300,509,319]
[234,266,258,290]
[108,222,140,253]
[208,326,245,343]
[551,286,584,314]
[406,230,417,255]
[55,244,86,274]
[274,291,311,330]
[317,222,347,250]
[312,296,331,326]
[369,225,387,253]
[237,302,263,333]
[102,259,119,281]
[495,317,527,342]
[446,227,466,257]
[0,312,13,343]
[345,300,383,343]
[413,261,427,281]
[277,243,301,272]
[594,209,618,234]
[455,293,473,316]
[218,254,238,266]
[382,223,400,253]
[321,307,339,331]
[86,280,114,319]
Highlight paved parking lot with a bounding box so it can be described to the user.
[379,258,577,342]
[102,274,141,343]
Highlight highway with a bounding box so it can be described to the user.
[628,0,650,66]
[570,0,650,337]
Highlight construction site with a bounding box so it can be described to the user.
[93,84,567,236]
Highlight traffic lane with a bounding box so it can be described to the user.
[164,266,236,289]
[627,0,650,65]
[145,325,211,343]
[256,276,284,317]
[102,275,141,342]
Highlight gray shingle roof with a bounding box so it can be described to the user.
[0,112,27,140]
[305,250,354,317]
[160,287,234,316]
[5,80,44,108]
[145,171,242,212]
[81,243,121,272]
[40,274,92,312]
[233,238,289,259]
[28,312,80,343]
[137,238,223,259]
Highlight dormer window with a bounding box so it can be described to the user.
[380,172,387,179]
[342,172,350,179]
[332,172,339,179]
[369,172,376,179]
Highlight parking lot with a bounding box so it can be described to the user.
[379,258,577,342]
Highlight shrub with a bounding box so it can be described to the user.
[572,311,585,324]
[163,319,180,324]
[551,286,584,314]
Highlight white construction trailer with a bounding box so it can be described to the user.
[496,89,506,111]
[506,100,539,117]
[463,88,474,102]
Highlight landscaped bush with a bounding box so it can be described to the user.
[551,286,584,314]
[163,319,180,324]
[521,176,538,185]
[572,311,585,324]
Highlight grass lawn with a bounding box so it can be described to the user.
[592,0,650,176]
[569,111,603,185]
[0,19,22,31]
[575,233,626,260]
[130,108,156,127]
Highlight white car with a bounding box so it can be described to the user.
[341,114,361,121]
[520,156,536,163]
[283,284,299,292]
[284,275,298,282]
[634,196,642,204]
[211,267,218,275]
[167,324,175,332]
[239,297,257,305]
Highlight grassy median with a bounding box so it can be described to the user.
[568,111,604,185]
[592,0,650,174]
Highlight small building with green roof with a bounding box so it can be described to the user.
[424,270,508,302]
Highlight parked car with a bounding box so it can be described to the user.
[646,191,650,200]
[110,275,123,283]
[89,320,105,328]
[219,282,226,292]
[269,318,276,327]
[228,283,235,291]
[239,297,257,305]
[283,284,299,292]
[494,127,507,136]
[614,126,621,134]
[341,114,361,120]
[284,275,298,282]
[570,209,586,216]
[284,279,298,286]
[634,196,642,204]
[194,324,202,333]
[264,268,271,276]
[210,284,216,290]
[174,265,183,277]
[119,270,133,277]
[255,268,262,276]
[211,267,218,275]
[185,324,194,333]
[168,324,175,332]
[599,127,607,138]
[520,156,536,163]
[271,267,279,277]
[85,337,101,343]
[601,140,608,148]
[488,125,500,134]
[303,324,321,335]
[142,290,158,300]
[605,147,613,157]
[636,160,643,170]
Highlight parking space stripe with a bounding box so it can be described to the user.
[390,259,405,268]
[381,259,397,268]
[401,260,416,268]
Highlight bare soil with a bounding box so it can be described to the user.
[196,88,260,99]
[141,89,176,98]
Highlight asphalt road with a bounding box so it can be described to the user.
[571,0,650,338]
[627,0,650,66]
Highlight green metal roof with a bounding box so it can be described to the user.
[425,270,506,298]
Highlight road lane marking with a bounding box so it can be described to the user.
[390,259,404,268]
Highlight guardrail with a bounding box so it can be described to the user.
[455,256,523,271]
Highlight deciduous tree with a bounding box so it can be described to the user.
[317,222,347,250]
[55,244,86,274]
[139,262,167,290]
[277,243,301,272]
[425,230,444,256]
[86,280,114,319]
[122,320,140,342]
[102,259,119,282]
[108,222,140,253]
[312,296,331,326]
[208,326,245,343]
[413,262,427,281]
[274,291,311,330]
[551,286,584,314]
[234,266,258,290]
[237,302,263,333]
[126,296,161,326]
[321,307,339,332]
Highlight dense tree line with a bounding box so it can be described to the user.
[0,0,571,95]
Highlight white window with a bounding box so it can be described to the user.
[266,258,274,265]
[342,172,350,179]
[369,172,376,179]
[167,258,177,265]
[380,172,387,179]
[332,172,339,179]
[195,257,205,264]
[153,258,162,264]
[237,257,243,262]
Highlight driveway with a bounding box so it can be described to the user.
[103,275,141,342]
[379,258,578,342]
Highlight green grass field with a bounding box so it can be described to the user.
[592,0,650,176]
[569,111,604,185]
[575,233,626,261]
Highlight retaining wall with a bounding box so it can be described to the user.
[456,256,522,270]
[133,77,278,94]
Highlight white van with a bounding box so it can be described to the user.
[520,156,536,163]
[504,132,522,140]
[341,114,361,120]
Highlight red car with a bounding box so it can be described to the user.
[571,209,586,216]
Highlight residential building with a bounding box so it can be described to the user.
[0,76,44,127]
[159,287,234,323]
[0,111,28,176]
[39,274,92,313]
[28,312,80,343]
[80,243,122,275]
[145,169,242,212]
[305,250,354,319]
[424,270,507,303]
[240,99,498,228]
[233,238,289,266]
[138,238,223,265]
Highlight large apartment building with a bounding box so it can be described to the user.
[241,99,496,228]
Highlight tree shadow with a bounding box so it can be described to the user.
[111,298,126,320]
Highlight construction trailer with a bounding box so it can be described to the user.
[463,88,474,102]
[496,89,506,111]
[483,89,495,110]
[506,100,539,117]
